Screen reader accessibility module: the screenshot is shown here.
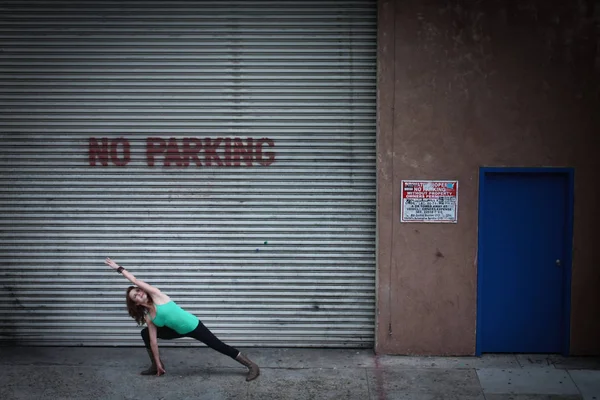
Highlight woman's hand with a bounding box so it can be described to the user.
[156,364,166,377]
[105,257,121,270]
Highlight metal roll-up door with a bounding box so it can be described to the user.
[0,1,376,347]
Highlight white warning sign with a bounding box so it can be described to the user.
[401,180,458,223]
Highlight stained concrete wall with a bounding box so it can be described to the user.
[376,0,600,355]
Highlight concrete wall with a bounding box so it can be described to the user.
[376,0,599,355]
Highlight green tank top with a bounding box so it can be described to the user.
[151,300,199,334]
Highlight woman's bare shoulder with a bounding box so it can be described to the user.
[151,292,171,305]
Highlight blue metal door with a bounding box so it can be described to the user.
[477,170,572,354]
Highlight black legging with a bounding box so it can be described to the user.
[141,319,239,359]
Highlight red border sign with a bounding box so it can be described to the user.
[401,180,458,223]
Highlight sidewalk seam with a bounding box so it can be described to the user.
[566,369,584,398]
[365,367,372,400]
[473,368,488,400]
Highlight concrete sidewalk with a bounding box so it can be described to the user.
[1,347,599,400]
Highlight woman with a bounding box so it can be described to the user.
[105,257,260,380]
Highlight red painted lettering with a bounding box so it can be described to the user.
[143,136,275,168]
[146,137,166,167]
[110,138,131,166]
[223,138,232,167]
[89,137,109,166]
[255,138,275,166]
[204,137,224,166]
[164,137,184,167]
[234,138,254,167]
[182,138,203,167]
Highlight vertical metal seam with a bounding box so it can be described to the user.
[387,0,397,338]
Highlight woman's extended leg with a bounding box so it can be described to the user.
[140,326,183,375]
[185,320,260,381]
[185,320,238,358]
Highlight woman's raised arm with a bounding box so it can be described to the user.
[104,257,162,296]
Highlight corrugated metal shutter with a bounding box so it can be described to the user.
[0,0,376,347]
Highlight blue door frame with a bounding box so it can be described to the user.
[476,167,574,356]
